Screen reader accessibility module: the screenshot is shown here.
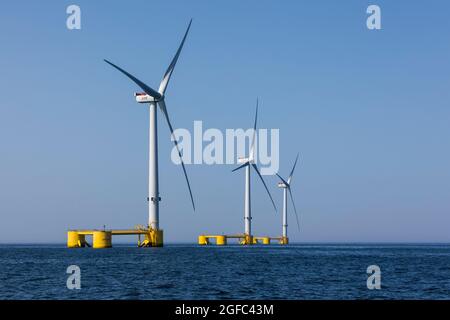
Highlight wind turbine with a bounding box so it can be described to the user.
[276,154,300,244]
[103,19,195,246]
[232,100,277,245]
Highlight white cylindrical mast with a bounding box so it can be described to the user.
[148,102,159,229]
[282,187,288,238]
[244,164,251,236]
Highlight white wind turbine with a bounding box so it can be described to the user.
[104,19,195,235]
[276,154,300,243]
[232,100,277,243]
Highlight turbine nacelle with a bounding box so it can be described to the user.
[278,182,288,188]
[237,157,253,164]
[134,92,163,103]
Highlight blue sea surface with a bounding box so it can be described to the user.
[0,244,449,299]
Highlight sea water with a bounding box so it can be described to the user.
[0,244,449,299]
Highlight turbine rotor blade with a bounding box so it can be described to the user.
[158,100,195,211]
[158,19,193,95]
[288,153,299,184]
[249,99,258,161]
[251,163,277,212]
[104,59,162,100]
[253,99,258,132]
[288,186,300,232]
[232,162,249,172]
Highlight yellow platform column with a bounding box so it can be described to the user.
[67,231,86,248]
[216,235,227,246]
[144,229,163,247]
[152,229,163,247]
[243,234,253,245]
[198,235,209,245]
[280,237,289,245]
[93,231,112,248]
[262,237,270,245]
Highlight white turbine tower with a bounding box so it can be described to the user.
[232,100,277,245]
[276,154,300,244]
[104,19,195,246]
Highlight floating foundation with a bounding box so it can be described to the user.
[280,236,289,245]
[67,227,163,248]
[198,234,288,246]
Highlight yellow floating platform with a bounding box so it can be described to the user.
[67,227,163,248]
[198,234,289,246]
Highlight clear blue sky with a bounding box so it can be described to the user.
[1,1,449,243]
